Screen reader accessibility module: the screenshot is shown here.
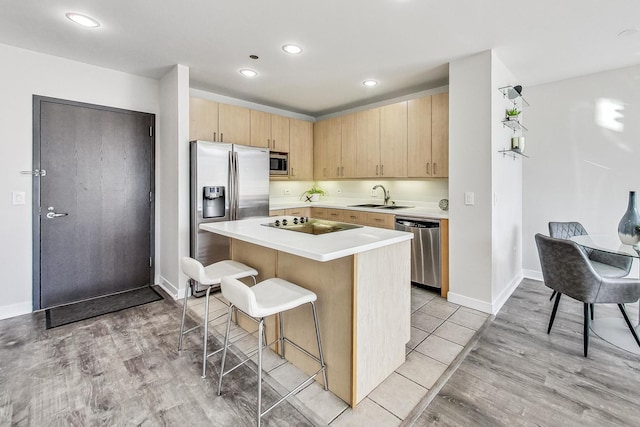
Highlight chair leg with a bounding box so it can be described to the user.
[549,290,557,301]
[202,285,212,379]
[217,305,234,396]
[311,302,328,391]
[257,318,264,427]
[278,312,285,359]
[618,304,640,348]
[178,280,190,351]
[548,292,562,334]
[590,303,594,321]
[583,303,590,357]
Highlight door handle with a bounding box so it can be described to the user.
[21,169,46,176]
[46,207,68,219]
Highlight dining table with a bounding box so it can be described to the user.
[570,234,640,355]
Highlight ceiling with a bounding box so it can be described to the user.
[1,1,639,116]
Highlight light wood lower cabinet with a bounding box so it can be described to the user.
[285,207,311,217]
[325,208,344,222]
[270,209,285,217]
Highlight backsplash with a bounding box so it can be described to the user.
[270,180,449,207]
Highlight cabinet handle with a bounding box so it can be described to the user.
[376,165,379,176]
[341,166,344,176]
[381,164,384,176]
[213,132,217,142]
[273,139,276,148]
[433,163,437,175]
[267,138,270,148]
[337,167,340,176]
[220,133,224,142]
[323,167,327,177]
[350,215,357,219]
[426,163,430,175]
[291,167,294,176]
[374,218,383,222]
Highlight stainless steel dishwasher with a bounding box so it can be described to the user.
[395,217,441,289]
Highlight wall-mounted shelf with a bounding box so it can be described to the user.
[502,119,528,132]
[499,149,529,159]
[499,86,529,107]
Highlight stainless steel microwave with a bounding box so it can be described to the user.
[270,152,288,175]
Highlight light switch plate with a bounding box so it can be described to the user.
[283,188,291,195]
[12,191,26,205]
[464,192,475,206]
[336,188,342,194]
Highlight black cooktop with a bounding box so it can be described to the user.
[261,217,363,235]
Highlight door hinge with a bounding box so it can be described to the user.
[149,126,153,137]
[149,257,153,268]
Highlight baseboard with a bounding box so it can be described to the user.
[523,269,543,281]
[490,273,523,315]
[447,292,492,314]
[0,301,32,320]
[157,275,181,300]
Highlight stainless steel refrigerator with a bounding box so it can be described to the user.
[190,140,269,275]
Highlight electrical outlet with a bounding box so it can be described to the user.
[284,188,291,195]
[12,191,26,205]
[336,188,342,194]
[464,192,475,206]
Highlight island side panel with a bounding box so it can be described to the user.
[276,252,354,405]
[354,240,411,404]
[230,239,278,346]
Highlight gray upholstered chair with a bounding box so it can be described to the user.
[547,222,633,306]
[535,233,640,356]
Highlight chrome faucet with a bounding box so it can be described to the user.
[372,185,390,205]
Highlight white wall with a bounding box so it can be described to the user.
[0,43,159,319]
[157,65,190,298]
[448,50,524,314]
[523,63,640,278]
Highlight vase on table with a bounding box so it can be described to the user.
[617,191,640,245]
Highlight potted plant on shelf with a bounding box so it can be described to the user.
[505,107,521,121]
[301,184,326,203]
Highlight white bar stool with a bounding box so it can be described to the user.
[217,276,328,427]
[179,257,258,378]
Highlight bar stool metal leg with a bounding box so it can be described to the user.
[257,318,264,427]
[202,285,212,378]
[178,280,189,351]
[278,313,285,359]
[311,302,328,390]
[217,305,234,396]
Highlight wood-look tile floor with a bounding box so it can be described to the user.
[186,285,490,426]
[410,278,640,426]
[0,288,316,426]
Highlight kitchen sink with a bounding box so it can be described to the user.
[375,205,413,210]
[347,203,385,208]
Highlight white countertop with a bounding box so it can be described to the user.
[200,217,413,262]
[269,201,449,220]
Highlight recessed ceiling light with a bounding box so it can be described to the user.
[282,44,303,54]
[362,80,378,87]
[239,69,258,78]
[65,12,100,28]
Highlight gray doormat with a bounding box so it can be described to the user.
[45,286,163,329]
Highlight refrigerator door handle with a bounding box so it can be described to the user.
[232,152,240,220]
[228,151,235,220]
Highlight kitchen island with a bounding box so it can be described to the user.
[200,217,412,407]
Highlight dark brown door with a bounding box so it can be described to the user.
[33,97,155,309]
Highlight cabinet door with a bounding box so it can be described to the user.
[270,209,285,217]
[356,108,380,178]
[325,208,344,222]
[250,110,271,148]
[341,113,357,178]
[342,210,366,226]
[313,117,341,179]
[219,104,250,145]
[271,115,290,152]
[289,119,314,180]
[189,97,219,142]
[366,212,395,229]
[431,92,449,178]
[285,207,310,217]
[408,96,432,177]
[311,207,327,219]
[380,102,407,178]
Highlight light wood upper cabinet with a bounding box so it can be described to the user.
[380,101,408,178]
[251,111,290,151]
[250,110,271,148]
[431,92,449,178]
[355,108,380,177]
[341,113,358,178]
[289,118,313,180]
[408,96,433,177]
[314,117,342,179]
[189,97,219,142]
[271,115,290,152]
[219,104,250,145]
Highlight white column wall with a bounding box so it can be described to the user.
[448,51,494,312]
[157,65,190,298]
[523,64,640,278]
[0,43,159,320]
